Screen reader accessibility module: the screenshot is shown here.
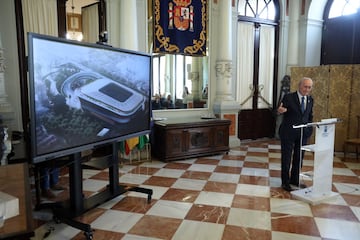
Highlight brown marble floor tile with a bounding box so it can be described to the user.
[73,229,124,240]
[160,188,200,202]
[269,157,281,163]
[74,207,107,224]
[128,215,182,239]
[246,151,269,157]
[301,165,314,172]
[269,169,281,177]
[269,148,281,153]
[89,171,113,181]
[351,168,360,176]
[271,213,320,236]
[311,203,359,221]
[242,161,269,169]
[129,166,160,175]
[214,165,242,174]
[341,193,360,206]
[194,158,220,165]
[142,176,177,187]
[232,195,270,211]
[180,170,212,180]
[164,162,192,170]
[239,175,269,186]
[111,196,155,214]
[222,154,245,160]
[332,174,360,184]
[333,161,348,168]
[222,225,271,240]
[185,204,230,224]
[203,181,237,194]
[270,187,293,199]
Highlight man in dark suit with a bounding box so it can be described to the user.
[277,77,314,191]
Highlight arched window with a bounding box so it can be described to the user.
[328,0,360,18]
[322,0,360,64]
[236,0,280,140]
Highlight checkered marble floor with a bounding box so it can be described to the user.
[31,139,360,240]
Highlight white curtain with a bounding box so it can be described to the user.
[258,25,275,109]
[82,3,99,44]
[237,22,254,110]
[22,0,58,52]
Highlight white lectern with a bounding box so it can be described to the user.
[291,118,340,205]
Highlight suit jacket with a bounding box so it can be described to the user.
[279,91,314,140]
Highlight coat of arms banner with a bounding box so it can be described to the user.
[153,0,207,56]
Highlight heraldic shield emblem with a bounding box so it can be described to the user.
[168,1,194,32]
[153,0,207,56]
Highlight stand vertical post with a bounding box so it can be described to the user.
[291,118,340,204]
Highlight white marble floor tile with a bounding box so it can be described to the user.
[269,162,281,170]
[236,183,270,197]
[194,191,234,207]
[122,234,161,240]
[98,194,127,209]
[119,173,150,185]
[172,178,206,191]
[146,200,192,219]
[188,163,217,172]
[228,149,247,156]
[119,165,138,173]
[126,184,168,199]
[269,177,282,187]
[139,161,167,168]
[268,144,281,150]
[91,209,143,233]
[82,169,102,179]
[209,172,240,183]
[351,206,360,221]
[218,159,244,167]
[315,217,360,240]
[227,208,271,230]
[153,168,185,178]
[248,147,269,152]
[241,167,269,177]
[344,162,360,170]
[172,220,225,240]
[270,198,313,216]
[333,183,360,195]
[82,179,108,192]
[269,152,281,158]
[333,167,357,176]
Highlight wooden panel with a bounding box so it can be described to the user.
[0,163,33,239]
[238,109,275,140]
[349,65,360,139]
[152,118,230,162]
[291,64,360,151]
[329,65,353,150]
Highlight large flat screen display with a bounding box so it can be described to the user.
[27,33,152,164]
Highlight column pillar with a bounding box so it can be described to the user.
[106,0,139,51]
[213,0,240,147]
[119,1,138,51]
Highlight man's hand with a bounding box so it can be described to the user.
[277,103,287,114]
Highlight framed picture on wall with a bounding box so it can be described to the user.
[67,13,82,32]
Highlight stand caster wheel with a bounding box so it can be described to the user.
[84,231,93,240]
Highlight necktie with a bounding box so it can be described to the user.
[301,96,305,113]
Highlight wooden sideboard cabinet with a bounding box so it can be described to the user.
[152,118,230,162]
